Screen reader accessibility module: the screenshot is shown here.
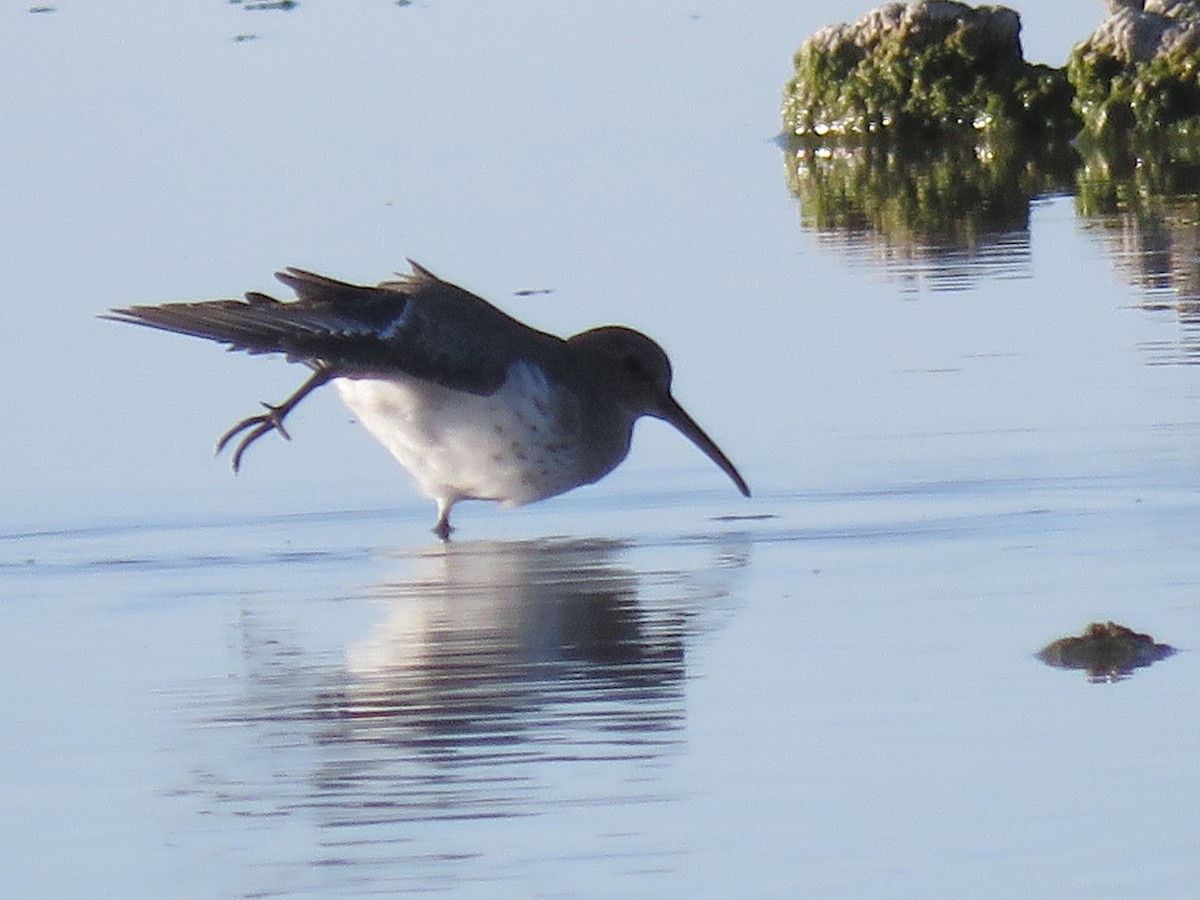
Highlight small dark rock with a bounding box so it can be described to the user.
[1037,621,1176,681]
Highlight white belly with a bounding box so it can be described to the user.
[333,362,596,508]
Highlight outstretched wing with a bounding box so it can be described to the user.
[104,261,553,395]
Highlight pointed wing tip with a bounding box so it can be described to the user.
[100,306,145,324]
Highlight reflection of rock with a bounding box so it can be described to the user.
[783,1,1077,139]
[786,72,1200,303]
[1037,621,1176,681]
[1069,2,1200,136]
[1076,189,1200,305]
[784,137,1076,288]
[1075,139,1200,361]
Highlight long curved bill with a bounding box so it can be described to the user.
[655,395,751,497]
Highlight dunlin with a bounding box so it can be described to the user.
[106,262,750,537]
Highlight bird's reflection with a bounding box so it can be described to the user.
[329,539,691,763]
[196,535,749,829]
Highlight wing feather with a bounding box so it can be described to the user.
[104,262,560,394]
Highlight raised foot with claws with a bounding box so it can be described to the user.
[215,366,332,472]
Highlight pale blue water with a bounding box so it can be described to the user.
[3,2,1199,897]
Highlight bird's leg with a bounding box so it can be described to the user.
[433,499,454,541]
[216,366,333,472]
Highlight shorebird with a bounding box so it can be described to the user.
[105,262,750,538]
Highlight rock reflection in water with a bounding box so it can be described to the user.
[785,131,1200,365]
[784,138,1077,291]
[1075,142,1200,364]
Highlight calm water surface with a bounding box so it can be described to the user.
[3,2,1200,897]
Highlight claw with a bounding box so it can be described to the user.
[215,416,257,455]
[213,366,333,472]
[230,425,268,473]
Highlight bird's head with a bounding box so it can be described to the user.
[569,326,750,497]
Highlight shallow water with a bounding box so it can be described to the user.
[4,1,1200,897]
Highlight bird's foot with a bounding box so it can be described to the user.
[213,366,333,473]
[216,403,291,473]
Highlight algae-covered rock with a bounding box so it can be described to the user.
[1068,1,1200,138]
[783,1,1077,139]
[1037,621,1176,682]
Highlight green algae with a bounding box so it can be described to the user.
[780,4,1200,251]
[783,5,1078,140]
[1068,43,1200,140]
